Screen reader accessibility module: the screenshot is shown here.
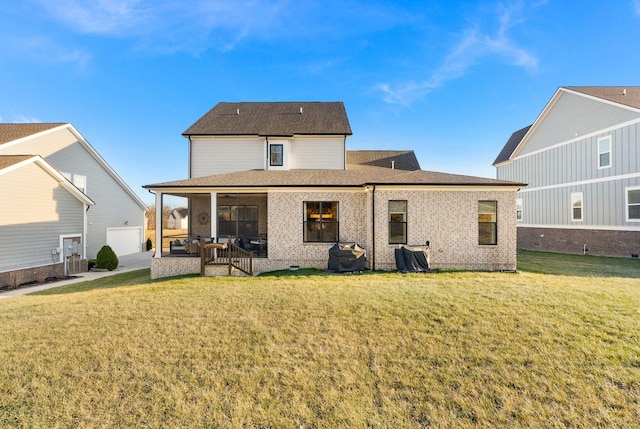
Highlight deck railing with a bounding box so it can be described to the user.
[200,240,253,276]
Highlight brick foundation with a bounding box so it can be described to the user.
[517,227,640,257]
[0,260,88,290]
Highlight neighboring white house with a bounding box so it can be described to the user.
[167,208,189,229]
[0,155,95,284]
[145,102,523,278]
[0,123,147,286]
[494,86,640,257]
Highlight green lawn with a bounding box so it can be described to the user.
[0,251,639,428]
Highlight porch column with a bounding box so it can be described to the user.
[210,192,217,241]
[154,191,163,258]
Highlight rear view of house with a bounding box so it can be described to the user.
[494,86,640,256]
[0,123,147,286]
[145,102,523,278]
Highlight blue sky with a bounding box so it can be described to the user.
[1,1,639,205]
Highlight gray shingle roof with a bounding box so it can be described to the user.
[565,86,640,110]
[183,102,352,136]
[493,125,532,165]
[0,123,66,145]
[347,150,421,170]
[144,164,522,189]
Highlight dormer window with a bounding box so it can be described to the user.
[270,144,284,167]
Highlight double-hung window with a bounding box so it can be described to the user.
[304,201,339,242]
[388,200,407,244]
[478,201,497,245]
[516,198,523,222]
[571,192,583,221]
[626,187,640,221]
[598,136,611,169]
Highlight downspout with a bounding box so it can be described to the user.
[371,185,376,271]
[187,136,192,178]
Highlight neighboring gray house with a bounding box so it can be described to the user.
[167,208,189,229]
[0,123,147,284]
[145,102,523,278]
[494,86,640,256]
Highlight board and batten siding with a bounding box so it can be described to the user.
[517,176,640,228]
[517,91,640,157]
[498,119,640,229]
[190,137,264,177]
[498,121,640,187]
[0,162,84,272]
[290,137,345,169]
[0,126,146,258]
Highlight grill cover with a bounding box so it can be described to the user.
[395,245,431,273]
[327,242,366,272]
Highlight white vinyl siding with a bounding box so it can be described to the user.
[290,137,345,169]
[0,126,146,259]
[0,162,85,272]
[190,137,264,177]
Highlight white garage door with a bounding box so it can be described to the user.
[106,227,142,256]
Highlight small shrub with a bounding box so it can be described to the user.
[88,259,97,270]
[96,246,119,271]
[146,238,152,251]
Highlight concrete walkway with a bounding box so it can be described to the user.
[0,251,153,298]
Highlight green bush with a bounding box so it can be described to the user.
[146,238,152,251]
[88,259,97,270]
[96,245,119,271]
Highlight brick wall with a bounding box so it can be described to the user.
[518,226,640,257]
[372,189,518,271]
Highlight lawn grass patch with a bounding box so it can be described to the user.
[1,254,639,427]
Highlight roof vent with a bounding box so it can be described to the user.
[391,160,395,169]
[236,108,240,115]
[299,107,303,114]
[623,88,627,96]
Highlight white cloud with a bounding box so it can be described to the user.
[32,0,291,53]
[378,1,543,105]
[12,115,43,123]
[8,35,91,69]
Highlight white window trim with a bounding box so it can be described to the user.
[516,198,523,222]
[626,186,640,222]
[571,192,583,222]
[267,139,290,171]
[597,135,612,170]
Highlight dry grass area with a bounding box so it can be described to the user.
[146,228,188,252]
[0,254,639,427]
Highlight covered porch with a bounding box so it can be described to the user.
[152,191,268,277]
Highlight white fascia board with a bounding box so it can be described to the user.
[64,124,148,211]
[509,88,564,160]
[518,223,640,232]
